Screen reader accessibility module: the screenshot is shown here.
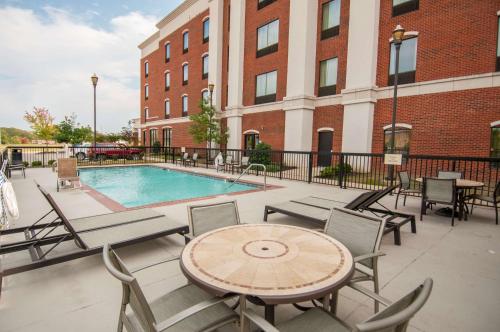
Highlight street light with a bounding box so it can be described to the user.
[389,25,405,187]
[91,73,98,151]
[208,83,215,108]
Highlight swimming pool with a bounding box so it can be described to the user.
[79,166,258,208]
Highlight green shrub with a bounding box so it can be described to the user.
[31,161,42,167]
[22,161,29,167]
[48,160,56,166]
[319,163,353,178]
[249,142,272,166]
[152,141,161,154]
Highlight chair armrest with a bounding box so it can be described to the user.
[155,295,239,332]
[130,256,180,274]
[348,283,393,307]
[242,309,280,332]
[184,234,194,243]
[354,251,385,263]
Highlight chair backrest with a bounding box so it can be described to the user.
[437,171,462,179]
[187,200,240,237]
[183,152,189,160]
[398,171,411,190]
[324,207,386,269]
[359,185,398,210]
[226,155,233,164]
[344,190,380,210]
[241,156,250,166]
[494,182,500,200]
[1,160,7,174]
[192,153,198,161]
[423,178,455,204]
[57,158,78,178]
[355,278,433,332]
[102,244,157,332]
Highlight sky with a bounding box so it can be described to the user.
[0,0,184,132]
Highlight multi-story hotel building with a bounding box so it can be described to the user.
[138,0,500,159]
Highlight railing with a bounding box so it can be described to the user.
[228,163,267,191]
[3,145,499,205]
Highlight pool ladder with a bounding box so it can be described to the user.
[227,163,266,191]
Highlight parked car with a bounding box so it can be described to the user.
[72,143,91,161]
[87,143,144,161]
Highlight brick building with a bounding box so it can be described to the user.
[138,0,500,159]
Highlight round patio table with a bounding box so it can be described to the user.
[180,224,354,323]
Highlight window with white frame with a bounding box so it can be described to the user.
[183,31,189,53]
[257,19,279,57]
[318,57,338,97]
[142,130,146,145]
[182,95,188,116]
[163,128,172,147]
[321,0,341,40]
[182,63,188,85]
[165,99,170,118]
[144,61,149,77]
[149,129,158,146]
[497,17,500,72]
[144,107,149,119]
[492,124,500,167]
[203,19,210,43]
[144,84,149,100]
[165,43,170,62]
[255,70,277,104]
[165,71,170,90]
[202,55,209,79]
[389,37,417,85]
[392,0,419,17]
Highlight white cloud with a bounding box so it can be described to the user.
[0,6,158,132]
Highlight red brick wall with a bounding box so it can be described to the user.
[377,0,500,87]
[242,0,290,106]
[142,123,206,148]
[314,0,350,95]
[312,105,344,152]
[372,88,500,157]
[241,111,285,150]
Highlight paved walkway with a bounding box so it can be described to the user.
[0,166,499,331]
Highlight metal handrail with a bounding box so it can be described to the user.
[227,163,266,191]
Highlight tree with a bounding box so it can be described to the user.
[120,121,134,143]
[188,101,229,149]
[54,114,92,144]
[23,107,57,140]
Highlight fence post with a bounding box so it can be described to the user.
[279,151,284,180]
[42,146,46,167]
[164,147,167,163]
[206,148,209,168]
[452,160,456,171]
[307,152,313,183]
[338,153,344,188]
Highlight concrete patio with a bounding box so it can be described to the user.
[0,165,499,331]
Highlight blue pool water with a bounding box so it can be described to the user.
[79,166,257,208]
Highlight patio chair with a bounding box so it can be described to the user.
[467,181,500,225]
[102,244,239,332]
[241,278,433,332]
[214,153,225,172]
[420,178,458,226]
[324,207,387,313]
[186,200,240,242]
[176,152,189,166]
[224,155,233,173]
[7,158,26,178]
[395,171,421,209]
[236,156,250,173]
[185,152,198,167]
[56,158,81,192]
[438,170,462,179]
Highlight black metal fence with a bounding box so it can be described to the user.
[2,145,499,203]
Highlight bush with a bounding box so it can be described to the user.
[23,161,29,167]
[319,163,353,178]
[31,161,42,167]
[48,160,56,166]
[152,141,161,154]
[249,142,272,166]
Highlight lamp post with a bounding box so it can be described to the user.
[208,83,215,108]
[91,73,98,151]
[207,83,215,152]
[389,24,405,187]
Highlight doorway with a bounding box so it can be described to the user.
[317,131,333,167]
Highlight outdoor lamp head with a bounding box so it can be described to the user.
[91,73,98,86]
[208,83,215,93]
[392,25,405,44]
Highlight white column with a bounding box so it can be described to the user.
[341,0,380,153]
[225,0,246,149]
[283,0,318,151]
[208,0,224,110]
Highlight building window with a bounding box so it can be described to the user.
[142,130,147,145]
[144,84,149,100]
[164,71,170,91]
[492,125,500,167]
[182,64,189,85]
[384,127,411,157]
[321,0,341,40]
[165,100,170,118]
[163,128,172,148]
[392,0,419,17]
[255,71,277,104]
[144,61,149,77]
[244,133,260,150]
[182,95,188,116]
[318,57,338,97]
[497,17,500,72]
[183,31,189,53]
[389,37,417,85]
[165,43,170,62]
[258,0,276,10]
[202,55,209,79]
[149,129,158,146]
[203,18,210,43]
[202,90,209,104]
[144,107,149,119]
[257,19,279,57]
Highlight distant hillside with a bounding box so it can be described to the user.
[0,127,33,144]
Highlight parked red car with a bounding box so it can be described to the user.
[86,143,144,161]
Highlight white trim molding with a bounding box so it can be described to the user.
[162,126,173,129]
[383,123,412,130]
[243,129,260,135]
[182,61,189,66]
[491,120,500,127]
[201,88,209,93]
[182,28,190,34]
[202,15,210,22]
[201,51,209,57]
[164,40,170,45]
[317,127,334,132]
[164,69,170,73]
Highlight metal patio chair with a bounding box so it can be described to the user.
[6,158,26,178]
[176,152,189,166]
[324,207,387,313]
[56,158,81,192]
[437,170,462,179]
[102,244,238,332]
[236,156,250,173]
[395,171,421,209]
[185,153,198,167]
[241,278,433,332]
[420,178,457,226]
[467,181,500,225]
